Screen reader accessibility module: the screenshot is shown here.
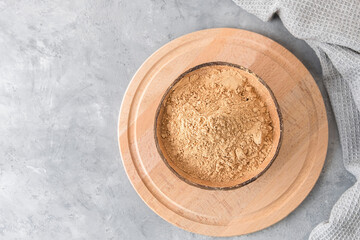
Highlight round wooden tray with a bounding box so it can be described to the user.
[118,28,328,237]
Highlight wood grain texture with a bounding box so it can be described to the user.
[118,28,328,237]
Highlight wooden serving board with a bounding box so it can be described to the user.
[118,28,328,237]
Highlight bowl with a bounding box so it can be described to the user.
[155,62,283,190]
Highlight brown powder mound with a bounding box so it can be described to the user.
[158,65,274,183]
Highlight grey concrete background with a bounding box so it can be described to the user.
[0,0,356,239]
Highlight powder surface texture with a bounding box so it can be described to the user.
[159,65,274,183]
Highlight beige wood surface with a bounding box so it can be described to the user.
[118,28,328,237]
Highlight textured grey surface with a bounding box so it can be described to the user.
[0,0,355,239]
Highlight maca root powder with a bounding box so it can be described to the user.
[158,65,274,183]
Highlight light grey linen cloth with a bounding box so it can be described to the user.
[232,0,360,239]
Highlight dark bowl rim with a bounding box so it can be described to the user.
[154,61,283,190]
